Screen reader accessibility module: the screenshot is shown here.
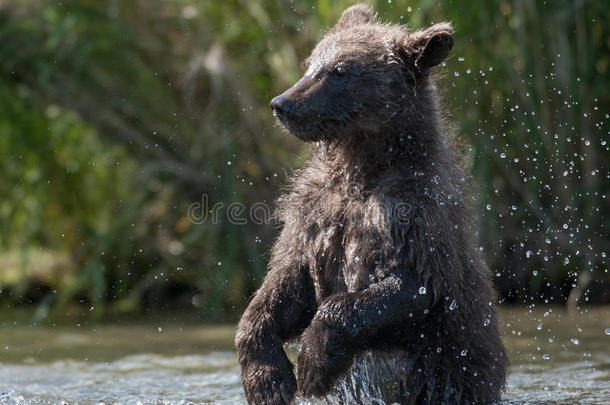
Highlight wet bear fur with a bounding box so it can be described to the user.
[235,4,507,405]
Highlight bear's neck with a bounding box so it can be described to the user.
[312,96,450,185]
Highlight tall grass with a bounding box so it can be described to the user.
[0,0,607,321]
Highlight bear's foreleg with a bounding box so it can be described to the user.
[235,264,316,405]
[297,273,429,398]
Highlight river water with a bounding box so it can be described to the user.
[0,307,608,404]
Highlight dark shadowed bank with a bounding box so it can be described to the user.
[0,0,608,323]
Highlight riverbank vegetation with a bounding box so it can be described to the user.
[0,0,607,322]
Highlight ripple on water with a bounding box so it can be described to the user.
[1,353,608,405]
[0,352,244,405]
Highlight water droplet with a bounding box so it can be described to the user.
[419,286,427,295]
[460,349,468,357]
[605,328,610,335]
[570,338,580,345]
[483,318,491,326]
[449,299,457,311]
[542,354,550,360]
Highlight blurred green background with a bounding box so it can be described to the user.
[0,0,608,323]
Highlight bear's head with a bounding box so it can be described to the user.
[270,4,454,142]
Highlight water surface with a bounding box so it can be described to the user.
[1,307,608,404]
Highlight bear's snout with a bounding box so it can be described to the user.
[270,94,295,120]
[270,75,318,122]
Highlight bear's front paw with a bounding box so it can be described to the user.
[297,319,352,398]
[242,359,296,405]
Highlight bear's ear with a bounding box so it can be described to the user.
[333,4,376,31]
[410,22,454,70]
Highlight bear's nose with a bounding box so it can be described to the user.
[270,94,294,119]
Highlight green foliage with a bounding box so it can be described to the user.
[0,0,607,321]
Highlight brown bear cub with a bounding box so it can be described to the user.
[236,4,507,405]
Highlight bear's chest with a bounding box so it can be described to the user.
[294,186,392,302]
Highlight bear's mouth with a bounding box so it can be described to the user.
[271,107,328,142]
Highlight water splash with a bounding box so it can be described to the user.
[315,351,415,405]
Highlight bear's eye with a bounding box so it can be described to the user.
[331,65,347,77]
